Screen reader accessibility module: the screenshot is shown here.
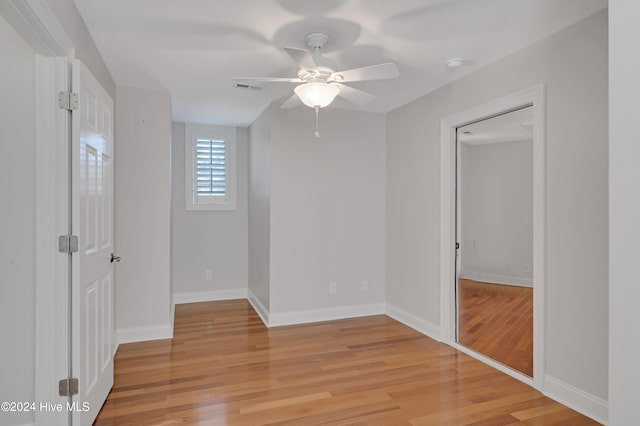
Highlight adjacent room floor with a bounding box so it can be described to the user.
[95,300,595,425]
[457,278,534,377]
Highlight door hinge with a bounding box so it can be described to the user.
[456,242,460,250]
[58,91,78,111]
[58,378,79,397]
[58,235,79,254]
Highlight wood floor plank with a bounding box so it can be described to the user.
[94,299,598,425]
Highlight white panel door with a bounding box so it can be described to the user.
[72,60,115,425]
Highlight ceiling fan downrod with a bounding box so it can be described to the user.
[314,105,321,138]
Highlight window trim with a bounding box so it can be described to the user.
[185,123,237,211]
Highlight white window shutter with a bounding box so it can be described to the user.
[185,124,237,211]
[195,138,226,197]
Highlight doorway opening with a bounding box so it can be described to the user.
[455,106,534,377]
[440,85,545,389]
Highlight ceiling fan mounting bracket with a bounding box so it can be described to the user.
[305,32,330,50]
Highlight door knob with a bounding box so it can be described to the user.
[110,253,121,263]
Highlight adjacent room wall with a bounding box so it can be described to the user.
[269,107,386,316]
[459,140,533,287]
[248,105,273,312]
[0,13,36,426]
[44,0,115,98]
[171,122,249,300]
[386,9,608,409]
[609,1,640,423]
[115,86,172,342]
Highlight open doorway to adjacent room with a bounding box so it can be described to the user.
[455,106,534,377]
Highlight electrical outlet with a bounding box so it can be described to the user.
[329,282,337,294]
[523,264,530,273]
[205,270,213,281]
[362,280,369,291]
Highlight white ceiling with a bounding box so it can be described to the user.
[73,0,607,127]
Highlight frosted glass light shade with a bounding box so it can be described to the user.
[294,82,340,108]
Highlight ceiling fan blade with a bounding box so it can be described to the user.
[281,94,302,109]
[334,83,376,106]
[330,62,399,83]
[283,47,317,70]
[234,77,302,83]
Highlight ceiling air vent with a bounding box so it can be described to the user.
[234,83,263,90]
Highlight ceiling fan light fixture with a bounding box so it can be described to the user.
[294,82,340,108]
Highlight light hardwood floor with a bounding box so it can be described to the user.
[94,299,597,425]
[457,279,533,377]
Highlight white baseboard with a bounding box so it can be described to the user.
[385,303,441,342]
[459,272,533,287]
[544,375,608,424]
[268,303,386,327]
[173,288,248,304]
[247,289,269,326]
[117,324,173,345]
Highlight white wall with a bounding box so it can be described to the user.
[460,140,533,286]
[248,106,273,311]
[115,86,172,341]
[171,122,248,299]
[387,9,608,404]
[609,1,640,424]
[269,107,386,315]
[0,13,36,426]
[44,0,115,98]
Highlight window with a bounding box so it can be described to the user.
[185,124,237,211]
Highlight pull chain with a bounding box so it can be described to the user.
[314,105,320,138]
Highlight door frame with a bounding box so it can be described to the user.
[1,1,75,424]
[439,85,546,390]
[35,54,73,426]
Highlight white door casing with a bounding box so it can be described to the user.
[35,53,72,426]
[71,59,115,425]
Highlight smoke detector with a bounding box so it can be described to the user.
[446,58,465,68]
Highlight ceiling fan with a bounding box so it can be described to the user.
[234,32,399,137]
